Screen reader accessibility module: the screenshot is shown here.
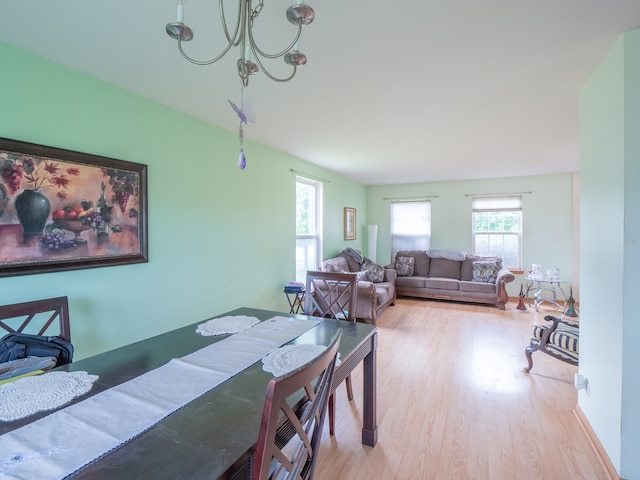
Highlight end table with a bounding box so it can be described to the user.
[284,287,305,314]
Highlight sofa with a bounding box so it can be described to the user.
[319,251,396,324]
[390,250,515,309]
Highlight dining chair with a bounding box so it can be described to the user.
[304,270,358,436]
[252,331,341,480]
[0,296,71,343]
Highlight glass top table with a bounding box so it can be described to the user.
[525,277,570,312]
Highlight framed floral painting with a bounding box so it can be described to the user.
[344,207,356,240]
[0,137,148,277]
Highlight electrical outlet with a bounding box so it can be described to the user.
[575,373,589,394]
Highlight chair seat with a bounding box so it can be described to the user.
[532,322,579,354]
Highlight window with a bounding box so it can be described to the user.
[296,176,323,282]
[472,196,522,269]
[390,201,431,260]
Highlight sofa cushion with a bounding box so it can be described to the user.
[461,255,502,281]
[360,258,385,283]
[428,258,461,279]
[396,276,427,288]
[396,250,430,276]
[459,281,497,294]
[322,256,349,273]
[395,256,415,277]
[424,278,460,290]
[472,261,500,283]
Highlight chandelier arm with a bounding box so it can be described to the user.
[249,24,303,60]
[177,38,235,66]
[219,0,244,47]
[250,48,297,82]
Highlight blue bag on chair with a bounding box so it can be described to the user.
[0,333,74,366]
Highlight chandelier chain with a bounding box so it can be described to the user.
[251,0,264,22]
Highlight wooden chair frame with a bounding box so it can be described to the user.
[0,296,71,342]
[252,332,341,480]
[304,271,358,436]
[303,271,358,321]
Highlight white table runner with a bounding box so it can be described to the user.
[0,315,319,480]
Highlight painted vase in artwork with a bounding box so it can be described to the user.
[14,189,51,235]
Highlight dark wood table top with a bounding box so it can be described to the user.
[0,307,377,479]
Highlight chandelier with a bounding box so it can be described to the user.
[166,0,316,87]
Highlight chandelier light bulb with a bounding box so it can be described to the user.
[176,1,184,23]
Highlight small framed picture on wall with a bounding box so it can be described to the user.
[344,207,356,240]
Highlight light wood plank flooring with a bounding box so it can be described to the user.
[314,298,608,480]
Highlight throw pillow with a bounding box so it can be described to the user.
[395,256,415,277]
[343,270,368,281]
[397,250,429,276]
[461,255,502,281]
[322,256,349,273]
[360,257,385,283]
[472,261,499,283]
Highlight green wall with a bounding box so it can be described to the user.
[580,28,640,478]
[0,41,367,360]
[367,174,576,297]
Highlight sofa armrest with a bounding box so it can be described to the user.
[356,280,376,299]
[495,267,515,309]
[384,267,397,283]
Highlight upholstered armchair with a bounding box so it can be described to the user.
[524,314,579,373]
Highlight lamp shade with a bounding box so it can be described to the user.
[367,225,378,263]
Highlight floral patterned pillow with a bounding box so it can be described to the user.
[360,257,385,283]
[395,256,415,277]
[472,261,499,283]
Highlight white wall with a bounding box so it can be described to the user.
[367,174,576,298]
[579,28,640,478]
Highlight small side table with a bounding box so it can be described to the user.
[284,287,305,314]
[525,277,569,312]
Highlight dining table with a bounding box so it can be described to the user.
[0,307,378,479]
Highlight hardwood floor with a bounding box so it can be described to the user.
[314,298,610,480]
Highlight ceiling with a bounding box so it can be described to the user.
[1,1,640,185]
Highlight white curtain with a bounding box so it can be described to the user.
[390,201,431,261]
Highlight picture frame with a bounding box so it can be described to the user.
[344,207,356,240]
[0,137,148,277]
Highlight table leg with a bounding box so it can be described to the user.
[361,332,378,447]
[556,282,568,306]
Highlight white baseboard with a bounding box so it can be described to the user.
[573,405,620,480]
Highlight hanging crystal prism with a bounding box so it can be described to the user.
[228,86,256,171]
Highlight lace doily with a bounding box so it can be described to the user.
[262,344,340,377]
[0,371,99,422]
[196,315,261,336]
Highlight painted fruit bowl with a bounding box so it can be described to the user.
[53,219,91,241]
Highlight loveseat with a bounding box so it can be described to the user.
[319,250,396,324]
[390,250,515,309]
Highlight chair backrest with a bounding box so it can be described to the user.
[252,331,341,480]
[0,296,71,342]
[304,271,358,321]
